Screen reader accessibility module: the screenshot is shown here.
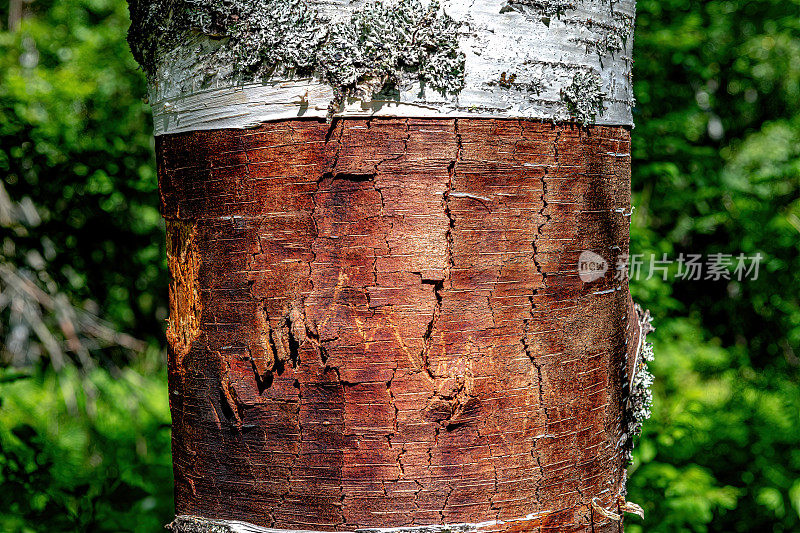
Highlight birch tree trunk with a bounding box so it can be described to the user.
[127,1,652,532]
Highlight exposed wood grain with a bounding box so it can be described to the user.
[158,118,633,533]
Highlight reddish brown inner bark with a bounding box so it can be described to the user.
[157,118,633,533]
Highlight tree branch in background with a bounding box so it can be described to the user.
[0,182,147,372]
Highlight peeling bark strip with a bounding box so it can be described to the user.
[129,0,635,134]
[159,118,638,532]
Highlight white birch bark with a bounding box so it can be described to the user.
[145,0,635,135]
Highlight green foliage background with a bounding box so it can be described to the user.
[0,0,798,531]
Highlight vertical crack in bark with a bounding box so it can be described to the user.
[386,367,403,488]
[374,176,392,289]
[531,130,555,278]
[308,162,331,369]
[444,119,460,287]
[531,442,545,509]
[441,485,454,524]
[417,278,443,383]
[524,127,561,512]
[326,118,345,173]
[279,378,303,521]
[303,314,329,366]
[325,116,342,146]
[576,482,593,532]
[490,460,501,520]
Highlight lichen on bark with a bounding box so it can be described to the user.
[560,69,606,125]
[624,304,655,463]
[127,0,465,112]
[128,0,330,79]
[166,515,237,533]
[318,0,466,110]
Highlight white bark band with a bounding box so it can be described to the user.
[166,513,554,533]
[148,0,635,135]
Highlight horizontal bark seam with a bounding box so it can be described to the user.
[167,512,554,533]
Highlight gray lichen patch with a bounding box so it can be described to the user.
[318,0,465,111]
[127,0,465,113]
[215,0,327,78]
[128,0,328,77]
[127,0,219,76]
[560,69,606,125]
[624,304,655,464]
[166,515,236,533]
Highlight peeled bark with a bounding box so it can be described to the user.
[129,1,650,532]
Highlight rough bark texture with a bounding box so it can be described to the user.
[158,118,634,532]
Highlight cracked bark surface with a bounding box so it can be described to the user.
[158,118,633,533]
